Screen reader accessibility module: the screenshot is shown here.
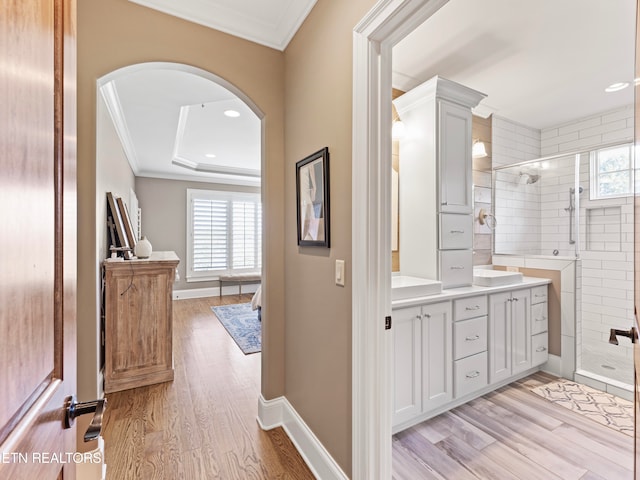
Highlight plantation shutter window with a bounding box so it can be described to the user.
[187,189,261,281]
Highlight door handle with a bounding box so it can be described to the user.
[64,396,107,442]
[609,327,638,345]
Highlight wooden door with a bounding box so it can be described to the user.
[0,0,77,478]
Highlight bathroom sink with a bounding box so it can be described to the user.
[392,276,442,300]
[473,269,523,287]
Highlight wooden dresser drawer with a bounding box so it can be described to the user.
[453,316,487,360]
[439,214,473,250]
[454,295,487,321]
[454,351,488,398]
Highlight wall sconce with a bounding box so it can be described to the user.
[392,119,406,140]
[472,140,487,158]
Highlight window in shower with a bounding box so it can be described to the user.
[589,143,633,200]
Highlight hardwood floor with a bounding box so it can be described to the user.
[102,295,314,480]
[393,372,634,480]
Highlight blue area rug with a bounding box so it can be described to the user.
[211,303,261,354]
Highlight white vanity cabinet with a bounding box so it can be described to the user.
[452,295,488,398]
[394,76,486,289]
[531,285,549,366]
[392,301,452,426]
[392,281,550,433]
[488,289,531,383]
[438,100,475,214]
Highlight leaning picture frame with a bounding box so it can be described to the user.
[296,147,330,247]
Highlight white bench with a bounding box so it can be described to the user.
[219,271,261,298]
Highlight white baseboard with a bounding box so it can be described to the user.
[257,395,348,480]
[173,284,258,300]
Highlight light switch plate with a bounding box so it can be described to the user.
[335,259,345,286]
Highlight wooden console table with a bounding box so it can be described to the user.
[103,251,180,393]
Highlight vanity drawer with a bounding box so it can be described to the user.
[454,351,488,398]
[531,285,548,304]
[454,295,487,321]
[439,214,473,250]
[531,302,548,335]
[454,316,487,360]
[439,250,473,288]
[532,332,549,366]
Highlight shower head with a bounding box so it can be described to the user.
[519,172,540,184]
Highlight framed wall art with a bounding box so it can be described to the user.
[296,147,330,247]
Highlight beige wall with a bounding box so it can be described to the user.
[134,177,259,291]
[78,0,285,401]
[81,94,137,400]
[283,0,376,474]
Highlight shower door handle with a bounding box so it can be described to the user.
[609,327,638,345]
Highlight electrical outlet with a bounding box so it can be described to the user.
[335,259,345,286]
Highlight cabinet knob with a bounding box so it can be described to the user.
[535,316,547,322]
[536,346,547,353]
[465,305,480,311]
[424,313,431,319]
[450,266,465,270]
[441,201,448,205]
[465,334,480,341]
[466,371,481,379]
[450,230,465,234]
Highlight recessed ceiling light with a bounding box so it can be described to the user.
[605,82,630,93]
[205,153,216,158]
[224,109,240,118]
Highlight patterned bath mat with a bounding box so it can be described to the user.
[211,303,261,354]
[531,380,633,436]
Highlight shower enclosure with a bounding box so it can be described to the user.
[492,146,635,390]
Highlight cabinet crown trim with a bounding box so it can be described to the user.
[393,76,487,115]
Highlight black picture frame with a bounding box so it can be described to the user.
[296,147,330,247]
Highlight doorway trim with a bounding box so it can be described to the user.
[352,1,449,477]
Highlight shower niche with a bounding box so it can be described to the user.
[585,206,622,252]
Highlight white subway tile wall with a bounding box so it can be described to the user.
[491,105,634,386]
[492,116,541,255]
[542,106,634,386]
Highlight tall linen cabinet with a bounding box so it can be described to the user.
[393,76,486,288]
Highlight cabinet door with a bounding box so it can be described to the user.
[422,301,453,412]
[392,306,422,426]
[489,292,511,383]
[511,289,532,374]
[438,100,473,214]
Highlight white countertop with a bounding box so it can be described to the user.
[392,276,551,309]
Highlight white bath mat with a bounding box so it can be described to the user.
[531,380,633,436]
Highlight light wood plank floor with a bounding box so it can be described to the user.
[393,372,634,480]
[102,295,314,479]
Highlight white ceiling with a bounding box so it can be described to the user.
[393,0,635,129]
[108,1,635,186]
[101,68,261,186]
[128,0,317,50]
